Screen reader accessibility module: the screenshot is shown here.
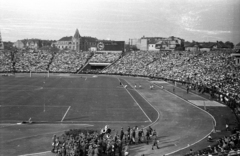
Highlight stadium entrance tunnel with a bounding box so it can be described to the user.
[81,63,110,72]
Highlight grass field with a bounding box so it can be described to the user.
[0,74,225,156]
[0,75,157,123]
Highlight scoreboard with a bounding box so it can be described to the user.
[97,41,125,52]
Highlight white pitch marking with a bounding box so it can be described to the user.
[117,78,152,123]
[61,106,71,122]
[0,105,69,107]
[60,120,149,123]
[124,79,161,127]
[19,151,51,156]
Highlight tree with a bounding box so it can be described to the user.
[225,41,234,49]
[3,41,14,50]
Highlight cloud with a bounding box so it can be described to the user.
[185,27,231,35]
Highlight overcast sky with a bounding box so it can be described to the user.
[0,0,240,44]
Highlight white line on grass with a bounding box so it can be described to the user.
[154,84,216,156]
[124,79,161,127]
[61,106,71,122]
[117,78,152,123]
[19,151,51,156]
[60,120,150,123]
[0,105,69,107]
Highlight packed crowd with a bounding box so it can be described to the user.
[102,50,240,104]
[14,50,53,72]
[0,50,13,72]
[0,49,91,73]
[49,51,90,72]
[89,53,121,63]
[102,51,161,75]
[51,125,158,156]
[186,128,240,156]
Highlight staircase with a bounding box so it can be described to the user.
[76,52,94,74]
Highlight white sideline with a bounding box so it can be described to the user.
[60,120,149,123]
[123,79,161,127]
[61,106,71,122]
[117,78,152,122]
[154,84,216,155]
[0,105,69,107]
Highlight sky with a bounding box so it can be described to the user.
[0,0,240,44]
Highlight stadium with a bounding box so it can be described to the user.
[0,39,240,156]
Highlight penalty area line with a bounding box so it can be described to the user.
[61,106,71,122]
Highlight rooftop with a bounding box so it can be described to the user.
[59,36,72,41]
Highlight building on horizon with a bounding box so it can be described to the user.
[54,29,125,52]
[13,38,55,50]
[55,29,81,51]
[54,29,98,52]
[0,31,4,50]
[129,36,184,51]
[184,41,233,52]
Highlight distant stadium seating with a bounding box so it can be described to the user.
[0,51,13,72]
[102,51,160,75]
[49,51,90,72]
[89,53,121,63]
[14,50,53,72]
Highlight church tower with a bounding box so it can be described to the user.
[72,29,81,52]
[0,31,4,50]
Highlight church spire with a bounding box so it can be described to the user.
[73,29,81,39]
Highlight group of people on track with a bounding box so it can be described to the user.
[51,125,160,156]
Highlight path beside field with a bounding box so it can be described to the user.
[156,80,235,156]
[123,77,214,156]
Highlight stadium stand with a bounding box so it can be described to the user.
[49,51,90,73]
[89,53,121,63]
[101,51,161,75]
[14,50,53,72]
[0,50,13,72]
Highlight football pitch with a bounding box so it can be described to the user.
[0,75,158,123]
